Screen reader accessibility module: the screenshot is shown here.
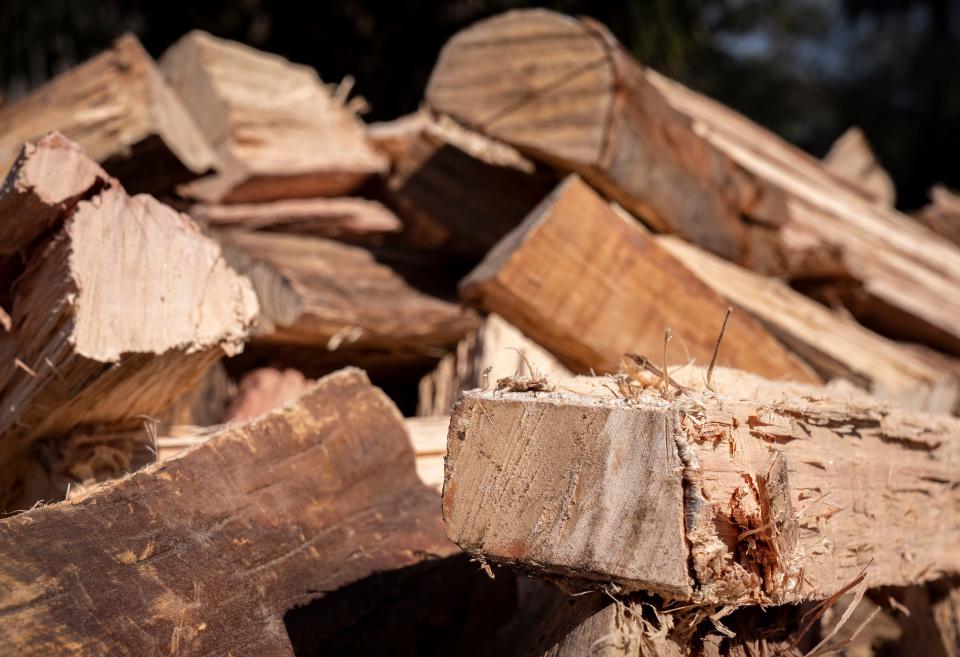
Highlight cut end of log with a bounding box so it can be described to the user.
[426,9,614,167]
[444,373,960,605]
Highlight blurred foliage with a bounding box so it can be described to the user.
[1,0,957,209]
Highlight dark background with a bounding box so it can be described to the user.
[2,0,958,210]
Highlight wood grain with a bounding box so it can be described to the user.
[460,175,818,382]
[428,9,960,354]
[0,35,217,196]
[190,197,401,240]
[162,31,387,203]
[658,235,959,413]
[0,368,457,657]
[221,229,478,361]
[444,373,960,605]
[0,139,258,508]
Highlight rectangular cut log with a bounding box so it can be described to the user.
[161,31,387,203]
[443,372,960,605]
[372,111,555,254]
[0,368,457,657]
[189,197,401,239]
[0,35,217,195]
[220,229,478,361]
[657,235,959,413]
[418,313,571,416]
[460,175,818,382]
[0,137,258,509]
[427,9,960,353]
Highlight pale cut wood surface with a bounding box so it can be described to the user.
[418,313,571,416]
[427,9,960,354]
[460,175,818,382]
[190,197,402,239]
[162,31,387,203]
[658,235,959,413]
[221,229,478,359]
[0,368,457,657]
[0,140,258,509]
[444,372,960,605]
[0,35,217,195]
[823,126,896,206]
[0,133,110,258]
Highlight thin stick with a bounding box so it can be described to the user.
[662,328,673,396]
[706,307,733,393]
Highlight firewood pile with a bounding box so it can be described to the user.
[1,9,959,657]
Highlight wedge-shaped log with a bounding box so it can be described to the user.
[0,35,217,195]
[444,373,960,605]
[0,137,258,508]
[221,229,478,362]
[0,369,457,657]
[428,9,960,354]
[658,235,959,413]
[461,175,817,382]
[162,31,387,203]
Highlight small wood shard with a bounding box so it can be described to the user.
[189,197,402,240]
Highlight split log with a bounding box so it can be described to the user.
[658,235,959,413]
[823,126,896,206]
[189,197,402,240]
[460,175,818,382]
[0,137,258,509]
[161,31,387,203]
[914,185,960,248]
[418,313,571,416]
[0,368,459,656]
[0,35,217,195]
[427,9,960,354]
[443,371,960,605]
[221,229,478,364]
[373,111,555,254]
